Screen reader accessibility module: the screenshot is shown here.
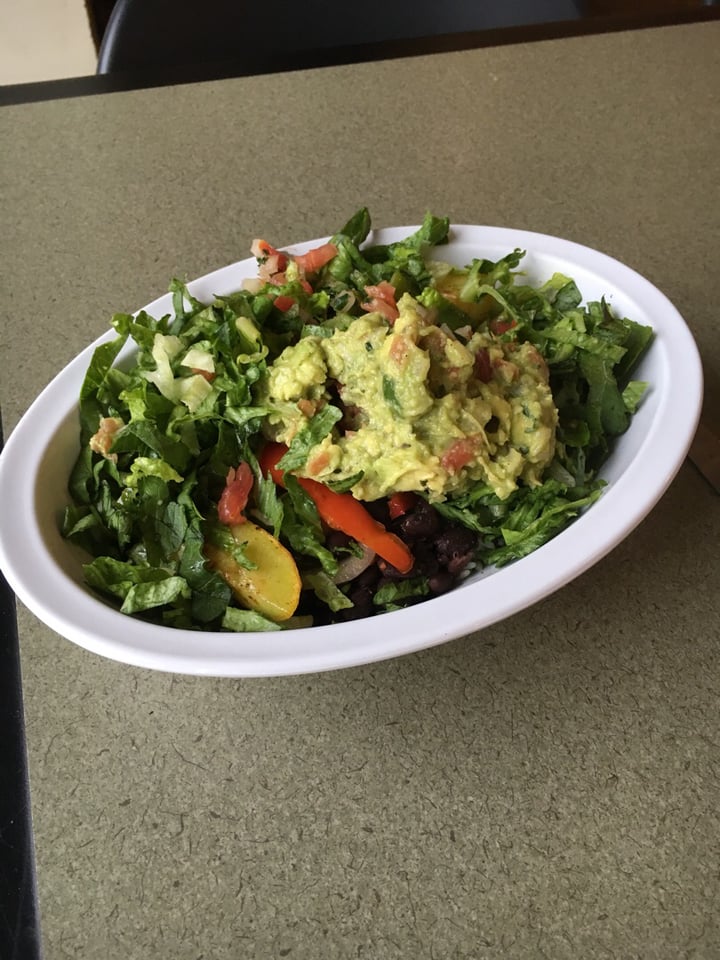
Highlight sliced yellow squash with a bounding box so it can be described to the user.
[204,520,301,622]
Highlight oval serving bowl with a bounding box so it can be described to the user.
[0,226,703,676]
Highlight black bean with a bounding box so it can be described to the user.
[334,583,374,622]
[449,554,474,576]
[355,563,381,589]
[428,571,455,595]
[297,591,333,626]
[435,524,478,575]
[379,541,440,581]
[325,529,352,550]
[411,544,440,579]
[378,560,416,581]
[365,499,390,524]
[435,523,476,558]
[396,499,441,541]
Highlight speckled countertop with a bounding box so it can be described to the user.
[1,21,719,959]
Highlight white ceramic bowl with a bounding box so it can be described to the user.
[0,226,703,676]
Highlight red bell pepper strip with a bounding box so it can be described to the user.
[259,442,414,574]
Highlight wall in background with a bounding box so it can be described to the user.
[0,0,96,85]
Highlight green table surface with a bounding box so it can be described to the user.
[1,20,719,960]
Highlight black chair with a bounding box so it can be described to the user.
[97,0,582,76]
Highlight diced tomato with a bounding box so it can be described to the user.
[441,438,478,473]
[490,318,517,336]
[388,491,418,519]
[191,367,216,383]
[296,398,317,418]
[251,239,289,271]
[88,416,123,463]
[361,281,399,323]
[365,281,397,300]
[293,242,338,274]
[473,348,493,383]
[307,450,331,476]
[271,274,312,297]
[217,462,254,525]
[273,295,296,312]
[368,298,399,323]
[389,334,410,365]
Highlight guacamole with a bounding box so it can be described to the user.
[260,293,557,501]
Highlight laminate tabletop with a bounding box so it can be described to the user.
[1,20,718,959]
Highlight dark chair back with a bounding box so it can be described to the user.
[97,0,582,75]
